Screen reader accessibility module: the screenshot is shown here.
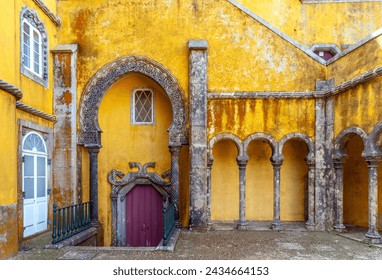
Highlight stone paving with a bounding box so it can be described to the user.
[10,225,382,260]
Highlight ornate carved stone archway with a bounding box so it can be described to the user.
[78,55,187,147]
[78,55,187,229]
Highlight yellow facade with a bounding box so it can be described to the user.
[2,0,382,258]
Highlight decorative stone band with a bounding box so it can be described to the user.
[32,0,61,27]
[16,101,57,122]
[208,65,382,100]
[0,80,22,100]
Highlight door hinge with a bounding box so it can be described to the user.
[22,191,25,198]
[47,219,52,225]
[47,188,52,195]
[22,156,25,163]
[48,158,52,165]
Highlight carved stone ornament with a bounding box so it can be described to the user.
[78,55,188,147]
[107,162,171,246]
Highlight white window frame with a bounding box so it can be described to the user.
[22,19,43,78]
[131,88,155,125]
[20,7,48,88]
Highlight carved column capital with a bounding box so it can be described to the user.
[236,155,249,169]
[363,155,381,168]
[271,158,283,168]
[333,155,346,169]
[305,157,316,169]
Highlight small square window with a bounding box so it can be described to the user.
[131,89,154,125]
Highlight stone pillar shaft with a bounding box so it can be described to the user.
[207,157,214,225]
[189,40,208,228]
[237,156,248,229]
[89,147,100,227]
[364,156,381,243]
[170,145,181,227]
[271,160,283,230]
[333,158,346,232]
[51,44,78,206]
[306,159,316,229]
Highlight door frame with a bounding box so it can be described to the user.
[18,121,52,241]
[22,132,48,237]
[109,164,171,247]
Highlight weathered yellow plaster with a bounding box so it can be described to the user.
[97,73,173,246]
[237,0,382,48]
[334,77,382,137]
[208,99,315,141]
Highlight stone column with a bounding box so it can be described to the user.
[207,155,214,226]
[363,156,382,244]
[51,44,78,206]
[305,157,316,230]
[189,40,209,229]
[169,145,181,227]
[333,156,346,232]
[88,147,100,227]
[237,155,249,229]
[271,157,283,231]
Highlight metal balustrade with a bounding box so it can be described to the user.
[163,202,175,246]
[52,202,91,244]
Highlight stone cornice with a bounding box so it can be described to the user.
[32,0,61,27]
[16,101,57,122]
[0,80,23,100]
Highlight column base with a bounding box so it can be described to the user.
[271,221,283,231]
[237,221,248,230]
[333,223,346,233]
[305,221,315,231]
[365,230,382,244]
[189,225,210,232]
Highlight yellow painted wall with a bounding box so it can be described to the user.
[0,91,17,206]
[246,140,273,221]
[328,37,382,86]
[343,135,368,228]
[208,99,315,141]
[97,73,172,246]
[334,77,382,137]
[211,140,239,221]
[280,140,308,222]
[237,0,382,48]
[57,0,324,103]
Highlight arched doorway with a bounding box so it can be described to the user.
[22,132,48,237]
[78,56,187,245]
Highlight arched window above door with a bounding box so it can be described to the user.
[22,132,47,154]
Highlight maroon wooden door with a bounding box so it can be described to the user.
[126,184,163,247]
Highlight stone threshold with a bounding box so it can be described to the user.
[46,228,180,252]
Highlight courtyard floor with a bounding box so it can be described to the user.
[10,223,382,260]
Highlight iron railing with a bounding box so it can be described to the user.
[163,202,175,246]
[52,202,91,244]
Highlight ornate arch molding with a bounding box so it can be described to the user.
[366,122,382,157]
[334,126,368,158]
[78,55,188,147]
[278,132,315,161]
[243,132,277,159]
[208,133,244,160]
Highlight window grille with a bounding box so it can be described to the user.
[132,89,154,124]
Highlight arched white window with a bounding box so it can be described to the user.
[22,132,48,237]
[20,7,48,87]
